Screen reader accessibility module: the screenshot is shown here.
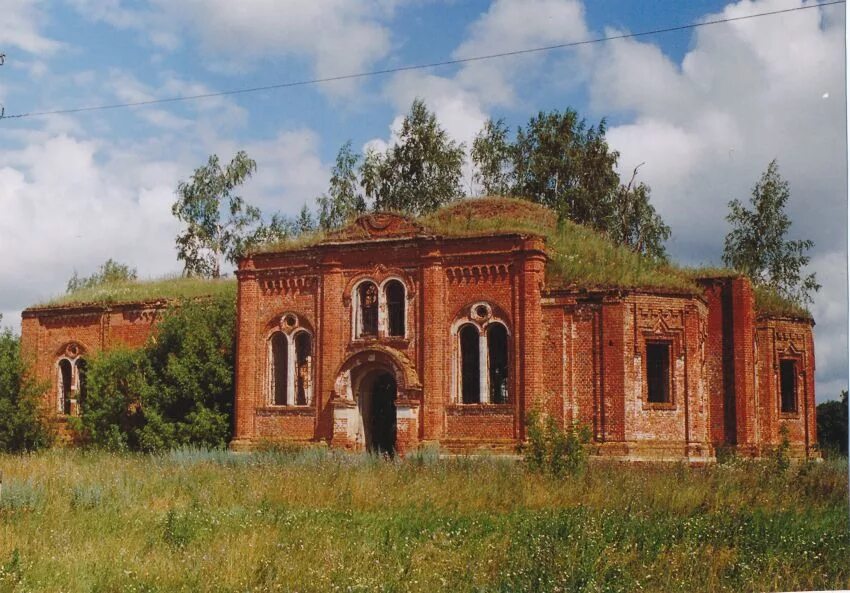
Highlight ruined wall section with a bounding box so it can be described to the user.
[755,316,817,457]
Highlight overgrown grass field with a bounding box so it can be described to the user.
[0,449,846,593]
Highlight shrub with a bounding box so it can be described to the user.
[81,294,236,452]
[523,410,590,476]
[772,424,791,474]
[0,328,52,452]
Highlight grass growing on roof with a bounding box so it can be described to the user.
[754,285,812,320]
[421,197,701,293]
[37,276,237,308]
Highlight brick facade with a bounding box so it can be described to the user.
[20,211,818,461]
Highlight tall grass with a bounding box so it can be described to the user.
[0,449,846,592]
[37,276,237,308]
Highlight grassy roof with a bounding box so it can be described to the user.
[35,276,237,309]
[37,198,810,319]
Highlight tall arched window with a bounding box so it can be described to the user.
[459,324,481,404]
[385,280,405,337]
[270,332,289,406]
[295,331,313,406]
[58,359,73,415]
[487,323,509,404]
[359,282,379,337]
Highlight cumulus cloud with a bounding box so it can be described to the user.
[68,0,398,95]
[0,0,62,56]
[584,0,846,399]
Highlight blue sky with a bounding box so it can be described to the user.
[0,0,845,400]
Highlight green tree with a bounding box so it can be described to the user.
[723,159,820,305]
[610,165,671,260]
[0,321,52,452]
[817,390,848,456]
[80,295,236,452]
[317,141,367,231]
[295,205,317,235]
[67,259,137,293]
[471,118,514,196]
[361,99,465,216]
[77,348,150,451]
[173,151,287,278]
[472,110,670,257]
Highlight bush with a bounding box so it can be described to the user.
[0,328,52,452]
[523,410,590,476]
[817,390,848,457]
[80,295,236,452]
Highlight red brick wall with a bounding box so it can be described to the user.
[21,303,162,418]
[755,316,817,457]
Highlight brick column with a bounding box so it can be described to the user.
[233,261,259,445]
[319,257,345,439]
[600,300,626,442]
[731,277,758,453]
[421,250,445,441]
[518,239,547,436]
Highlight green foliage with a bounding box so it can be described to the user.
[0,450,848,592]
[80,295,236,451]
[772,424,792,474]
[0,325,52,453]
[77,348,150,451]
[609,166,671,261]
[66,258,137,293]
[472,111,671,258]
[753,284,812,319]
[817,390,848,456]
[361,99,466,215]
[317,141,367,231]
[723,159,820,305]
[523,410,590,476]
[172,151,292,278]
[42,275,236,307]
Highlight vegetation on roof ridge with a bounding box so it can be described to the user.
[36,276,237,308]
[753,285,812,320]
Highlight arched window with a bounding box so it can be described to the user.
[58,359,73,415]
[487,324,509,404]
[295,331,313,406]
[75,358,88,412]
[459,324,481,404]
[358,282,379,337]
[270,333,288,405]
[385,280,405,337]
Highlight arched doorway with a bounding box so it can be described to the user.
[357,370,397,455]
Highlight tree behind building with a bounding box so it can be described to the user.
[723,159,820,305]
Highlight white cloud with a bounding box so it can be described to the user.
[585,0,846,399]
[0,0,61,56]
[68,0,399,95]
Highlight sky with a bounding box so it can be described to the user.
[0,0,845,402]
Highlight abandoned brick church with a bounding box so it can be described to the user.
[21,198,818,462]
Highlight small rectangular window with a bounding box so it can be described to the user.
[646,342,671,404]
[780,359,797,413]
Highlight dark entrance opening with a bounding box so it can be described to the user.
[359,371,397,455]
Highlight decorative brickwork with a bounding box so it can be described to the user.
[21,210,818,461]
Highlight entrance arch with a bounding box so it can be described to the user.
[356,369,397,455]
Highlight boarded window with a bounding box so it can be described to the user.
[487,323,509,404]
[460,324,480,404]
[359,282,378,337]
[271,333,288,405]
[646,342,670,404]
[295,331,312,406]
[58,359,73,414]
[385,280,405,337]
[780,359,797,413]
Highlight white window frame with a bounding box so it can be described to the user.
[450,303,510,404]
[352,277,408,340]
[267,316,313,407]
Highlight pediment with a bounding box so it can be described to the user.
[356,213,422,238]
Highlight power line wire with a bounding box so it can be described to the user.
[1,0,843,121]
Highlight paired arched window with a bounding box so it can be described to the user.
[354,278,408,339]
[455,303,510,404]
[268,318,313,406]
[57,356,87,415]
